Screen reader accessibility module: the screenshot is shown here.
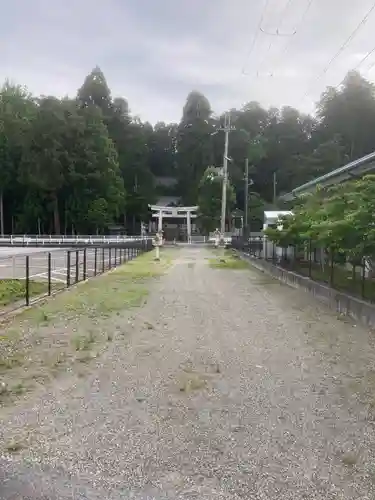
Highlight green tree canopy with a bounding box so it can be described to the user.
[266,175,375,272]
[1,66,375,236]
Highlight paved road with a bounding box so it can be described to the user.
[1,247,375,499]
[0,247,124,283]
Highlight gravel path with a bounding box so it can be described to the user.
[1,246,375,499]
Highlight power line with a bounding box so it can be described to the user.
[241,0,271,75]
[320,44,375,106]
[366,54,375,73]
[262,0,314,77]
[334,44,375,90]
[302,1,375,101]
[353,45,375,71]
[260,0,296,36]
[255,0,297,77]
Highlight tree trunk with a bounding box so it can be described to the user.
[52,193,60,235]
[0,190,4,236]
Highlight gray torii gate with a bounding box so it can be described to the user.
[148,205,198,243]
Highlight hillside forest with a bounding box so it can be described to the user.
[0,67,374,235]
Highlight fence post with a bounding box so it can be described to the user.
[67,250,71,287]
[48,252,52,296]
[109,247,112,269]
[94,247,97,276]
[115,247,117,267]
[102,247,105,273]
[83,248,87,280]
[75,250,79,283]
[25,255,30,306]
[308,239,312,279]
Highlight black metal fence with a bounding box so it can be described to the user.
[232,235,375,303]
[0,240,153,311]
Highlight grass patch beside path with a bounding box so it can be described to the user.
[0,279,48,307]
[30,248,175,320]
[209,250,250,270]
[0,248,178,408]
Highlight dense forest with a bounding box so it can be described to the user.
[0,66,374,235]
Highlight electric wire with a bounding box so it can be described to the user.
[256,0,297,77]
[301,1,375,101]
[262,0,314,77]
[332,44,375,91]
[241,0,271,75]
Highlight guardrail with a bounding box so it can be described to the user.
[0,235,147,247]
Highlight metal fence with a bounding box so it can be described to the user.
[232,235,375,304]
[0,241,153,311]
[0,234,148,247]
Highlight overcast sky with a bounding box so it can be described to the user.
[2,0,375,124]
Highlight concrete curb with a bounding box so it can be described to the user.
[239,251,375,329]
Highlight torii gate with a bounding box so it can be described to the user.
[148,205,198,243]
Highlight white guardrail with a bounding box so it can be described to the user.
[0,235,147,246]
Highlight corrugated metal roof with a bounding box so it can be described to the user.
[280,150,375,200]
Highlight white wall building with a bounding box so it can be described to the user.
[263,210,294,260]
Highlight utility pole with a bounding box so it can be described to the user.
[244,158,249,237]
[220,112,235,237]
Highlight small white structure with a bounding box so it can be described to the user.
[148,205,198,243]
[263,211,293,231]
[263,210,293,260]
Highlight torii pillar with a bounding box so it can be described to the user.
[158,209,163,232]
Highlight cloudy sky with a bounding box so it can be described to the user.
[2,0,375,124]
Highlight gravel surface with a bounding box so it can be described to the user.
[1,246,375,499]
